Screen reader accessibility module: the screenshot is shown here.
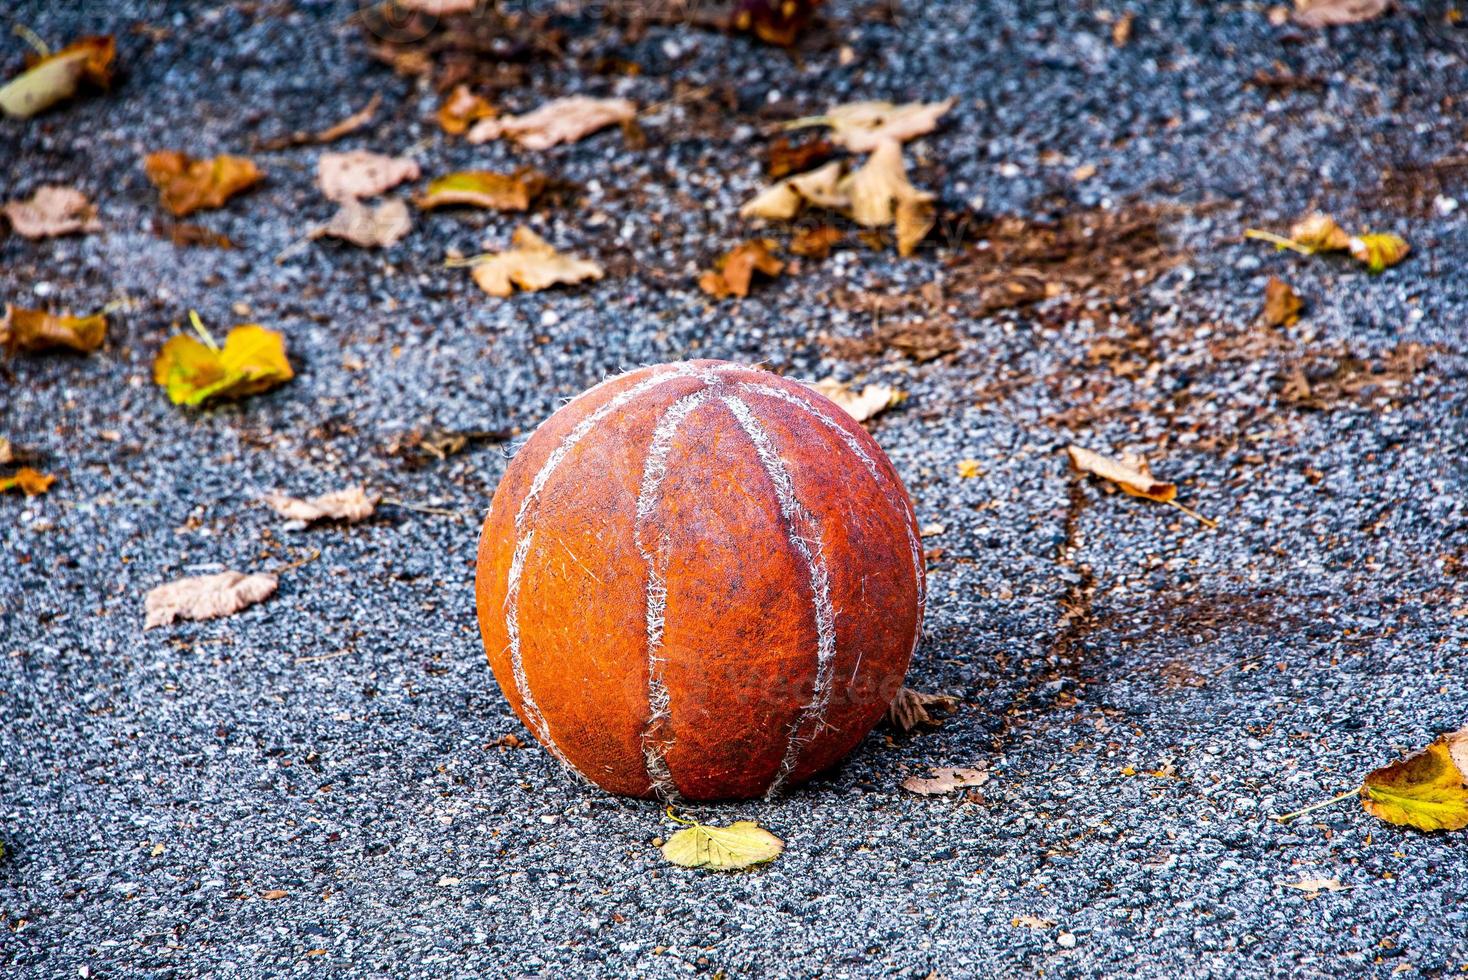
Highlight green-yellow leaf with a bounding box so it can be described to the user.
[1348,233,1410,274]
[660,819,783,871]
[1360,729,1468,832]
[0,36,115,119]
[152,322,293,406]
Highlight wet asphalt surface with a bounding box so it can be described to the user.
[3,1,1468,977]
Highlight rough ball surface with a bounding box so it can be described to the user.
[475,360,925,800]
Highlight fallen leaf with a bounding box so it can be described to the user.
[257,94,383,150]
[739,160,848,220]
[841,139,930,228]
[0,437,12,465]
[143,570,278,629]
[1112,10,1135,45]
[810,377,904,423]
[789,97,956,153]
[0,35,115,119]
[957,459,982,479]
[1280,877,1350,896]
[1,305,107,354]
[0,467,55,496]
[437,84,496,135]
[767,135,836,178]
[144,152,264,217]
[1289,212,1351,252]
[1012,915,1056,930]
[1261,276,1302,327]
[311,198,412,248]
[264,486,379,525]
[467,95,637,150]
[788,225,843,259]
[886,687,959,732]
[894,193,937,258]
[731,0,822,45]
[1293,0,1390,27]
[462,227,604,298]
[1361,728,1468,832]
[1066,445,1176,502]
[399,0,477,12]
[698,239,785,298]
[901,767,989,796]
[416,170,546,212]
[1348,232,1410,274]
[261,890,288,900]
[317,151,421,202]
[661,817,783,871]
[2,185,101,238]
[153,317,293,406]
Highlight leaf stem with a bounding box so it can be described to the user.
[1272,786,1360,824]
[12,24,50,58]
[1167,499,1219,529]
[1243,228,1315,256]
[665,806,697,826]
[780,114,831,132]
[188,310,221,351]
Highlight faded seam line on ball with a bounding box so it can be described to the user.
[719,394,839,798]
[633,387,716,799]
[504,364,704,782]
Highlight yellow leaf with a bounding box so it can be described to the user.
[144,151,264,217]
[957,459,982,479]
[1360,729,1468,832]
[153,320,293,406]
[417,170,546,212]
[462,227,603,298]
[1348,233,1410,274]
[660,819,782,871]
[0,467,56,496]
[0,35,115,119]
[1,305,107,354]
[698,239,784,299]
[1260,276,1302,327]
[437,84,496,135]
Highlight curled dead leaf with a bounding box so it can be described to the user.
[2,185,101,238]
[1289,212,1351,252]
[144,152,264,217]
[0,467,56,496]
[767,135,836,178]
[740,160,849,221]
[311,198,412,248]
[901,767,989,796]
[810,377,904,423]
[416,170,546,212]
[461,227,604,298]
[1067,445,1217,528]
[698,239,784,299]
[1348,232,1410,274]
[264,486,379,525]
[153,316,293,406]
[143,570,278,629]
[467,95,636,150]
[317,151,421,202]
[788,97,955,153]
[1,305,107,354]
[1293,0,1390,27]
[788,225,842,259]
[1360,728,1468,832]
[1261,276,1302,327]
[437,84,496,135]
[0,35,115,119]
[660,815,782,871]
[886,687,960,732]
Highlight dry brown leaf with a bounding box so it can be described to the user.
[416,170,546,212]
[698,239,784,299]
[766,135,836,178]
[264,485,379,525]
[1066,445,1176,502]
[0,437,13,465]
[895,193,937,258]
[400,0,477,12]
[1293,0,1390,27]
[0,467,55,496]
[1280,878,1350,896]
[315,94,382,143]
[791,98,955,153]
[465,227,604,298]
[789,225,843,259]
[1,305,107,354]
[811,377,904,423]
[317,151,421,202]
[438,84,496,135]
[739,160,848,221]
[311,199,412,248]
[143,570,278,629]
[1288,212,1351,252]
[0,35,115,119]
[467,95,636,150]
[886,687,960,732]
[842,139,931,227]
[260,889,289,900]
[1012,915,1056,930]
[1360,728,1468,832]
[2,185,100,238]
[144,152,264,217]
[1261,276,1302,327]
[901,767,989,796]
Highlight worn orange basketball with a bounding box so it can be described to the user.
[475,360,925,800]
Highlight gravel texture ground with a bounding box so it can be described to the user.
[4,1,1468,977]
